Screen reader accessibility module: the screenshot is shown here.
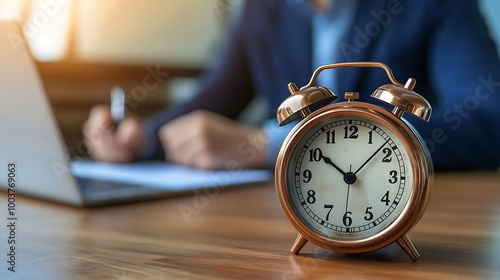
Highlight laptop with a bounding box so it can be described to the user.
[0,21,270,207]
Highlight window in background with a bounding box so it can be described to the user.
[25,0,73,61]
[0,0,73,61]
[74,0,228,68]
[0,0,236,68]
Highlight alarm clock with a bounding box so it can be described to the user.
[275,62,433,261]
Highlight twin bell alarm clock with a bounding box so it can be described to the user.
[274,62,433,261]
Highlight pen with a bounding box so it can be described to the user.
[110,86,126,126]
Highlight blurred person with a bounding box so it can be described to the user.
[83,0,500,171]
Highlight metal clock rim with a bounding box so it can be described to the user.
[275,101,433,254]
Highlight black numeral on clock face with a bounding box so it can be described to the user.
[364,206,374,221]
[381,191,390,206]
[324,204,333,220]
[344,125,359,139]
[388,170,398,184]
[382,148,392,162]
[326,130,335,144]
[307,190,317,204]
[302,170,312,183]
[342,211,353,226]
[309,148,323,162]
[368,130,374,144]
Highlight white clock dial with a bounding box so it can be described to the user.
[287,115,414,240]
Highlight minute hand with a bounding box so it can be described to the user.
[354,141,388,175]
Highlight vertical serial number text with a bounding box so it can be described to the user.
[6,163,17,273]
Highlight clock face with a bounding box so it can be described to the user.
[286,115,414,240]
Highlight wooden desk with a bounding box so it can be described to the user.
[1,172,499,279]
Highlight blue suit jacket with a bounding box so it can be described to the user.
[143,0,500,170]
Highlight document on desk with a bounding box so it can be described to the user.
[71,161,272,191]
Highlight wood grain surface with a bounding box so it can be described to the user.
[0,172,499,279]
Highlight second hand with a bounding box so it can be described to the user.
[345,164,352,213]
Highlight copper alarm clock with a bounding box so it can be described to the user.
[275,62,433,261]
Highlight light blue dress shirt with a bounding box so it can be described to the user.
[264,0,359,169]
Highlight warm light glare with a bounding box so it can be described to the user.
[0,0,27,20]
[23,0,72,61]
[0,0,498,65]
[0,0,72,61]
[75,0,225,67]
[0,0,227,65]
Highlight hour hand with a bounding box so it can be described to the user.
[322,155,346,176]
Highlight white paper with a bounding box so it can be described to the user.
[71,161,272,191]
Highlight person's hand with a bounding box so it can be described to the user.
[158,110,268,170]
[83,105,145,163]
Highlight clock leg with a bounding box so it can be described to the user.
[397,234,420,261]
[291,234,308,255]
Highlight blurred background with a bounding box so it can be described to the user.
[0,0,241,157]
[0,0,499,158]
